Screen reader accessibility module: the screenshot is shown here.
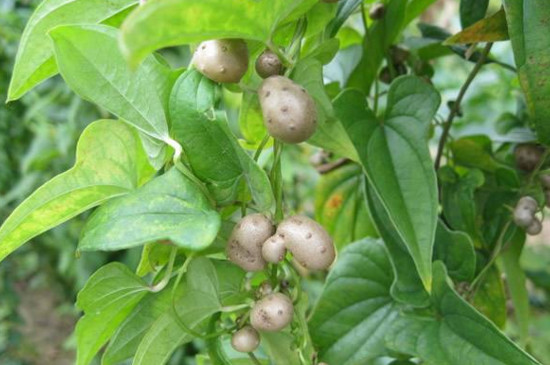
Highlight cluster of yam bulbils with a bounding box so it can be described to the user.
[513,144,550,236]
[192,30,335,355]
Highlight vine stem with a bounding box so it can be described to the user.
[434,42,493,169]
[248,353,262,365]
[270,140,284,222]
[149,246,177,292]
[469,220,512,296]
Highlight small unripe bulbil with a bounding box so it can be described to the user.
[231,326,260,353]
[515,143,545,171]
[277,215,335,270]
[193,39,248,83]
[259,76,317,144]
[526,218,543,236]
[255,50,282,78]
[250,293,294,332]
[226,213,275,272]
[261,234,286,263]
[369,3,386,20]
[540,173,550,189]
[513,196,538,227]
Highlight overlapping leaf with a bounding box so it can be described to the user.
[7,0,136,101]
[120,0,318,67]
[385,262,540,365]
[79,168,220,251]
[0,120,154,262]
[315,164,377,250]
[76,263,150,365]
[339,76,440,290]
[50,24,176,168]
[169,69,273,209]
[309,239,399,365]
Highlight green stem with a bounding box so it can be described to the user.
[205,314,232,365]
[270,140,284,222]
[254,134,271,162]
[434,42,493,169]
[523,149,550,193]
[469,221,512,296]
[171,254,205,339]
[248,352,262,365]
[149,246,177,292]
[174,159,215,207]
[221,304,250,313]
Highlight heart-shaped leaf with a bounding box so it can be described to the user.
[79,168,220,251]
[76,263,150,365]
[169,69,273,210]
[385,261,540,365]
[50,24,175,168]
[366,182,430,307]
[7,0,136,101]
[309,239,399,364]
[339,76,440,290]
[0,120,154,262]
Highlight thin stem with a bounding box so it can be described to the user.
[523,149,550,193]
[434,42,493,169]
[469,221,512,296]
[149,246,177,292]
[171,254,205,339]
[248,352,262,365]
[221,304,250,313]
[373,76,380,115]
[174,160,215,207]
[253,134,271,162]
[270,140,284,222]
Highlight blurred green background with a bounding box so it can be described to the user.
[1,0,550,364]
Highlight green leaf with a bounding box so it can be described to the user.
[446,9,508,45]
[136,242,173,277]
[211,259,247,306]
[366,182,430,307]
[347,0,407,93]
[133,263,222,365]
[291,57,334,124]
[326,0,361,37]
[309,239,399,364]
[339,76,441,290]
[459,0,489,28]
[434,221,476,282]
[315,164,378,250]
[291,57,358,160]
[449,136,502,173]
[119,0,317,67]
[500,230,530,348]
[239,90,267,145]
[79,168,220,251]
[187,256,219,298]
[50,24,172,166]
[102,282,184,365]
[404,0,439,25]
[439,167,485,248]
[262,332,302,365]
[472,265,507,329]
[169,69,273,210]
[76,263,149,365]
[386,262,540,365]
[7,0,136,101]
[0,120,154,262]
[503,0,550,145]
